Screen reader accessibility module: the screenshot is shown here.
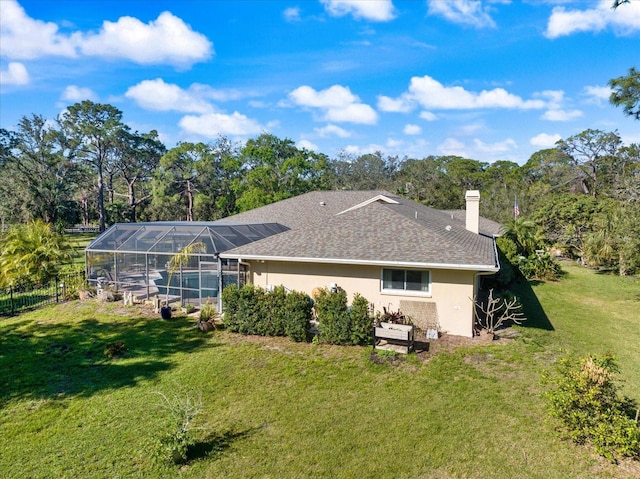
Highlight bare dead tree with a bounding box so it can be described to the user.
[472,289,526,333]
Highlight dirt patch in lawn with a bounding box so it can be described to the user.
[412,330,514,361]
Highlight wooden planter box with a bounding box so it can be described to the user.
[373,322,415,354]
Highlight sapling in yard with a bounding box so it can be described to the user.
[152,389,203,465]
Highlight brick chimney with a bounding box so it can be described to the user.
[465,190,480,234]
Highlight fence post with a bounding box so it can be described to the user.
[10,286,15,315]
[55,276,59,303]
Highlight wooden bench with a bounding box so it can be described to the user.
[373,322,415,354]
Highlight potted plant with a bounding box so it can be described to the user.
[161,242,206,319]
[198,299,218,332]
[160,301,172,320]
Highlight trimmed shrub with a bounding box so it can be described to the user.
[236,284,265,335]
[221,284,240,332]
[258,285,287,336]
[314,288,351,345]
[543,353,640,462]
[284,290,313,342]
[222,284,312,341]
[349,293,373,345]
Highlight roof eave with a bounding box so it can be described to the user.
[219,253,499,272]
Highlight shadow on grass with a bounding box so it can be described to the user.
[0,310,218,406]
[188,427,259,462]
[512,278,554,331]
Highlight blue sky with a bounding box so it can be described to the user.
[1,0,638,165]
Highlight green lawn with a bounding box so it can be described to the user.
[66,231,97,268]
[1,264,638,478]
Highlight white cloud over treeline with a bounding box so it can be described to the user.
[546,0,640,38]
[0,0,212,68]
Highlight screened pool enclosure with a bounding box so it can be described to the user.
[85,222,287,307]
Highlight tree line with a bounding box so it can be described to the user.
[1,98,639,276]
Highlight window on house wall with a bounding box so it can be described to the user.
[381,269,430,294]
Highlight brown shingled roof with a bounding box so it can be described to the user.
[219,191,499,271]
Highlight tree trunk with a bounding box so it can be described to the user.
[127,180,136,222]
[186,179,194,221]
[97,164,106,232]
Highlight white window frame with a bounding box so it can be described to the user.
[380,268,431,296]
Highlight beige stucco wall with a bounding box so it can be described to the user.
[247,260,477,337]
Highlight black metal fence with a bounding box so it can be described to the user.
[0,272,85,316]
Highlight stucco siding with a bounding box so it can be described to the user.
[248,260,476,337]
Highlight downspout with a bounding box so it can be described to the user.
[217,255,222,314]
[472,235,502,332]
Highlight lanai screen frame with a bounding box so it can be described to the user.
[85,221,287,306]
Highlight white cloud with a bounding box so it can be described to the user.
[297,139,319,151]
[325,102,378,124]
[419,111,438,121]
[542,109,583,121]
[384,75,547,111]
[437,138,468,157]
[456,122,486,136]
[427,0,497,28]
[283,7,301,22]
[343,143,386,155]
[179,112,264,137]
[583,85,612,104]
[377,95,413,112]
[288,85,378,124]
[321,0,396,22]
[0,0,77,59]
[290,84,357,108]
[545,0,640,38]
[125,79,213,113]
[62,85,97,102]
[125,79,252,115]
[0,1,212,68]
[315,124,352,138]
[0,61,30,85]
[535,89,565,109]
[530,133,562,147]
[473,138,517,154]
[403,124,422,135]
[79,12,212,68]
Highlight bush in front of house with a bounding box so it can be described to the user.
[259,285,287,336]
[314,288,351,345]
[222,284,371,345]
[314,288,374,345]
[236,284,266,335]
[284,290,313,342]
[349,293,374,346]
[221,284,312,342]
[221,284,241,331]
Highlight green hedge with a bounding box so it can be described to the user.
[314,288,374,346]
[221,284,312,342]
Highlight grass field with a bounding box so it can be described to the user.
[0,263,638,478]
[66,231,97,267]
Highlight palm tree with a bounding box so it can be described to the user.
[0,220,72,288]
[502,217,540,257]
[163,241,207,306]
